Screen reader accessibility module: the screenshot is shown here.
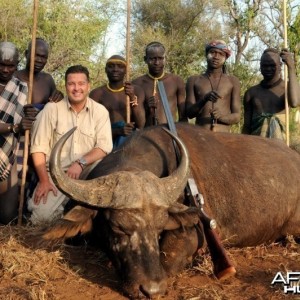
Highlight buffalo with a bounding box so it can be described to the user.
[43,123,300,298]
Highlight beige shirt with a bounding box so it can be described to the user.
[30,97,113,169]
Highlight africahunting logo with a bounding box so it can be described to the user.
[271,272,300,294]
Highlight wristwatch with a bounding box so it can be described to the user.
[75,157,87,170]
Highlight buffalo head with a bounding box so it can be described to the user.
[46,127,200,298]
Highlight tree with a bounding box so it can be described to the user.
[220,0,263,66]
[0,0,115,87]
[36,0,113,87]
[0,0,31,48]
[251,0,300,73]
[131,0,224,80]
[289,10,300,74]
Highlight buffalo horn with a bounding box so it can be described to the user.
[49,127,190,208]
[49,127,118,208]
[160,128,190,205]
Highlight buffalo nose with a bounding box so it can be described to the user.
[140,279,167,297]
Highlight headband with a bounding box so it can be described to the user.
[106,58,127,66]
[205,41,231,58]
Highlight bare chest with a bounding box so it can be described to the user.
[251,86,285,114]
[195,75,233,100]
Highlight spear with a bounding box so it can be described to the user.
[18,0,39,225]
[125,0,131,123]
[283,0,289,146]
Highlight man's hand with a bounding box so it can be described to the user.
[204,91,222,103]
[146,95,159,109]
[122,122,135,136]
[19,116,36,131]
[19,104,38,131]
[49,89,64,103]
[280,49,294,68]
[67,162,83,179]
[23,104,39,118]
[114,122,135,137]
[210,107,223,120]
[124,81,135,99]
[34,181,58,205]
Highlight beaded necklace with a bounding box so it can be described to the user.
[147,72,165,96]
[106,83,124,93]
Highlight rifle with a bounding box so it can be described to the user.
[157,80,236,280]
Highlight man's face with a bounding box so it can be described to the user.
[65,73,90,105]
[0,58,18,84]
[207,48,226,69]
[27,41,49,73]
[105,62,126,83]
[144,46,165,76]
[260,52,281,80]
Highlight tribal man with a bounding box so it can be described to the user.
[14,38,63,203]
[242,48,300,140]
[133,42,187,126]
[14,38,63,107]
[186,40,241,132]
[0,42,37,224]
[90,55,145,148]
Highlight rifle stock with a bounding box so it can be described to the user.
[202,222,236,279]
[185,182,236,280]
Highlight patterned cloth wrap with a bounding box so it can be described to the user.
[205,40,231,58]
[251,113,286,141]
[0,77,27,181]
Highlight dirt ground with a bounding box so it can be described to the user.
[0,225,299,300]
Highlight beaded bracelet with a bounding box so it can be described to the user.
[130,95,138,107]
[11,124,19,134]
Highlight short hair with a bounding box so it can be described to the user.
[28,37,49,50]
[145,41,165,56]
[261,48,281,65]
[0,42,19,62]
[65,65,90,82]
[262,48,279,55]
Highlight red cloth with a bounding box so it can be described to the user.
[205,40,231,58]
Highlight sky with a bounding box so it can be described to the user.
[105,25,125,56]
[104,2,127,57]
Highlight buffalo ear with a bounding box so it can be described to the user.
[43,206,97,240]
[164,204,199,230]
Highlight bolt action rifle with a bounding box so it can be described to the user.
[157,80,236,280]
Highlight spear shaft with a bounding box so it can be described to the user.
[18,0,39,225]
